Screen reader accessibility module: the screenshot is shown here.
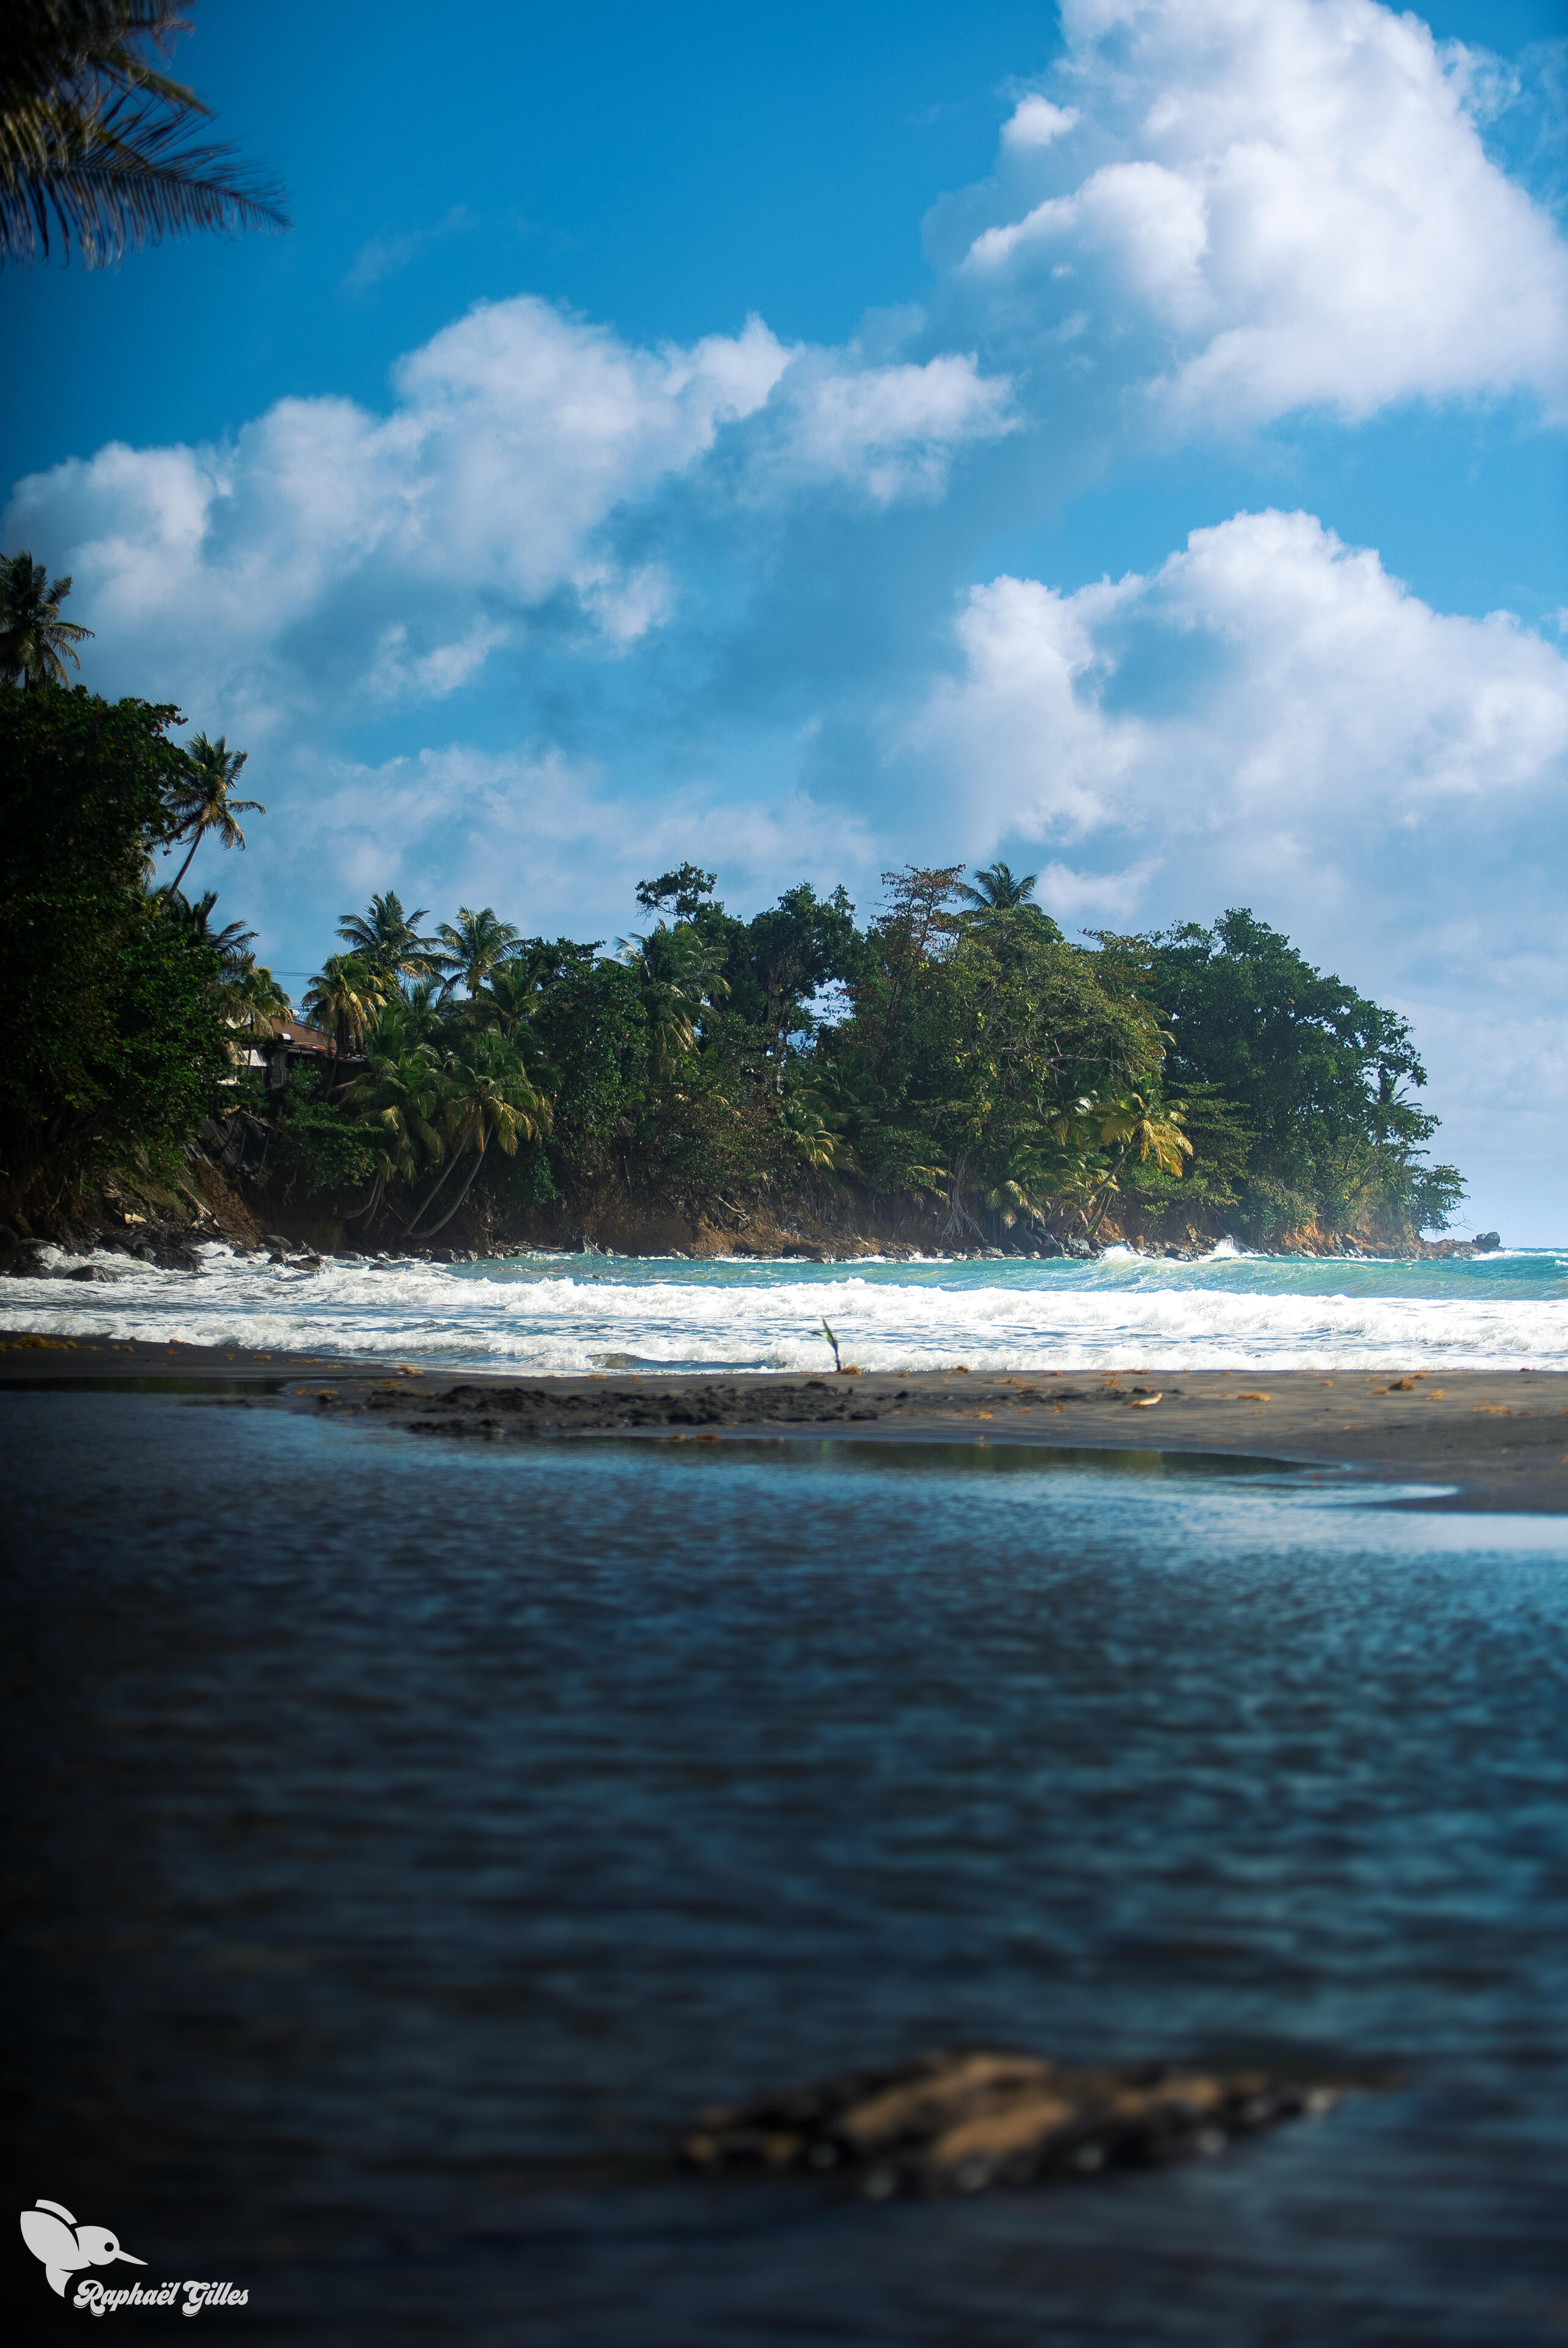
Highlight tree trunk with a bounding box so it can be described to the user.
[169,830,203,893]
[418,1140,487,1239]
[402,1141,466,1235]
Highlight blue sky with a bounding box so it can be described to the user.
[5,0,1567,1235]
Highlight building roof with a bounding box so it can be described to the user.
[268,1022,363,1062]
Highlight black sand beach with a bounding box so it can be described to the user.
[6,1329,1567,1513]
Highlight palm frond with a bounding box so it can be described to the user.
[1,2,288,268]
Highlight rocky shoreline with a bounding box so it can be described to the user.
[0,1114,1501,1272]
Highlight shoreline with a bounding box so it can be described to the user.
[6,1331,1568,1515]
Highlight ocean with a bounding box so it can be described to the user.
[12,1239,1568,1375]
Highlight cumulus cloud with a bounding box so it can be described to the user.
[767,350,1015,503]
[247,737,879,959]
[933,0,1568,430]
[914,508,1568,867]
[906,503,1568,1227]
[4,295,1012,734]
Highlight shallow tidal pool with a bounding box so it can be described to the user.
[4,1391,1567,2344]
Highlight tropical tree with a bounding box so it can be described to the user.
[465,958,542,1043]
[152,884,254,967]
[1137,908,1462,1237]
[433,906,521,995]
[165,733,263,890]
[955,860,1039,912]
[0,550,94,686]
[635,862,718,920]
[404,1031,550,1239]
[341,1017,445,1225]
[301,953,387,1086]
[219,952,291,1045]
[1,0,287,268]
[336,890,438,982]
[1055,1090,1193,1239]
[617,921,731,1082]
[0,683,231,1200]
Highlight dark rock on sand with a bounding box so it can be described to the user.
[682,2048,1345,2197]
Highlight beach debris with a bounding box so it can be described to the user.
[1128,1393,1163,1408]
[821,1318,843,1372]
[681,2048,1347,2197]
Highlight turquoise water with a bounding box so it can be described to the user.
[15,1241,1568,1373]
[4,1390,1567,2342]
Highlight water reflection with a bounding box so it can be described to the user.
[3,1391,1566,2344]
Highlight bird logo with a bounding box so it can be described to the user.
[19,2201,145,2297]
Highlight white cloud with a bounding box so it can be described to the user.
[908,504,1568,1232]
[915,508,1568,865]
[1000,96,1081,152]
[254,737,878,954]
[775,350,1015,502]
[5,294,1014,731]
[940,0,1568,429]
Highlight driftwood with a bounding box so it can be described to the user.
[681,2048,1346,2198]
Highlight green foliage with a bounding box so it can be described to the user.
[0,683,234,1194]
[1133,909,1465,1235]
[1,0,289,268]
[3,676,1459,1253]
[272,1069,381,1197]
[0,550,93,686]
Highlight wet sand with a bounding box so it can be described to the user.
[6,1329,1568,1512]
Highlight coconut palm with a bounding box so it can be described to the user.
[301,953,388,1087]
[336,890,438,982]
[165,733,263,891]
[0,549,94,685]
[1092,1092,1193,1180]
[404,1031,550,1239]
[616,921,730,1080]
[955,861,1039,912]
[1076,1091,1194,1238]
[433,906,521,996]
[153,884,255,969]
[465,958,540,1042]
[342,1025,445,1225]
[221,954,291,1046]
[1,0,287,268]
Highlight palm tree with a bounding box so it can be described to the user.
[0,550,94,685]
[1,1,287,268]
[165,733,264,891]
[1081,1092,1194,1238]
[220,954,291,1050]
[433,906,521,995]
[404,1032,550,1240]
[152,884,255,969]
[342,1021,446,1226]
[616,922,729,1080]
[336,891,438,982]
[301,953,387,1088]
[956,861,1039,912]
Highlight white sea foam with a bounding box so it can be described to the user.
[9,1243,1568,1374]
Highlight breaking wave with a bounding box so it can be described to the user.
[10,1242,1568,1375]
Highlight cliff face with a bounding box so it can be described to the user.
[0,1117,1478,1268]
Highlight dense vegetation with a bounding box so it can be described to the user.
[1,665,1464,1248]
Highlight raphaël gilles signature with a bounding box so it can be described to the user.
[20,2202,248,2314]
